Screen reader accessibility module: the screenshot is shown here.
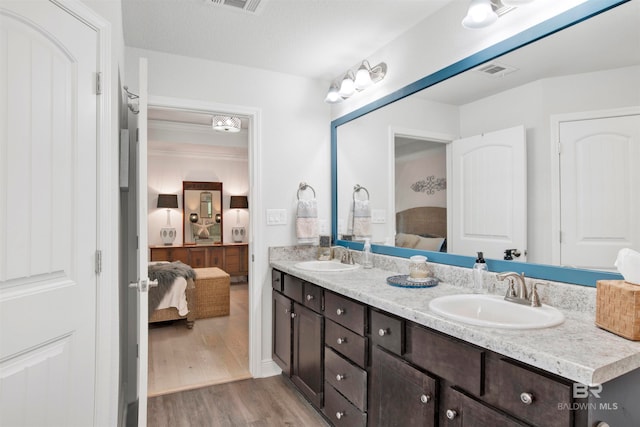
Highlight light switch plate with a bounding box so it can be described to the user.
[371,209,386,224]
[266,209,287,225]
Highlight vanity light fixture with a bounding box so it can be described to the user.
[212,115,241,133]
[462,0,498,29]
[462,0,534,29]
[325,60,388,103]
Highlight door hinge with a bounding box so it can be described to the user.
[557,140,562,155]
[559,230,563,243]
[96,72,102,95]
[251,254,255,262]
[95,250,102,274]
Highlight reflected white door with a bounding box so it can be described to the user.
[131,58,150,427]
[0,2,98,425]
[559,114,640,270]
[448,126,527,261]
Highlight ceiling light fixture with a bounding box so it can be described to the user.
[325,60,387,103]
[212,115,241,133]
[501,0,535,6]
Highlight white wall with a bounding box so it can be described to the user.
[396,147,447,212]
[124,46,331,373]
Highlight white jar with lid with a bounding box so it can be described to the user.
[409,255,431,280]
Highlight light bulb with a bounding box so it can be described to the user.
[354,63,373,90]
[339,74,355,98]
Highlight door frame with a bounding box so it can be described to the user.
[50,0,119,424]
[550,106,640,265]
[147,95,263,377]
[387,127,455,241]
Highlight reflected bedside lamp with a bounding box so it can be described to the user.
[230,195,248,243]
[158,194,179,245]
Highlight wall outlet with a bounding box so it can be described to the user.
[266,209,287,225]
[318,219,328,235]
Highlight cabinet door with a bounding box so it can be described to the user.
[292,302,324,409]
[209,246,224,268]
[224,245,248,275]
[188,247,207,268]
[440,387,528,427]
[272,291,292,375]
[369,345,437,427]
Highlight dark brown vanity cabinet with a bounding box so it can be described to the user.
[271,269,600,427]
[272,270,324,409]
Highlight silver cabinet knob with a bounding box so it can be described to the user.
[290,312,297,319]
[520,392,534,405]
[284,308,290,314]
[446,409,458,420]
[336,411,345,420]
[420,394,431,404]
[378,328,388,336]
[336,374,345,381]
[594,422,610,427]
[306,294,314,301]
[336,337,347,345]
[336,308,345,315]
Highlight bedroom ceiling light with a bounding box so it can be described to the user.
[325,60,388,103]
[212,115,241,133]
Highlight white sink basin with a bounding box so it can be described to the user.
[428,294,564,329]
[294,260,360,272]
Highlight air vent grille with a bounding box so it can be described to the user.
[475,61,518,78]
[207,0,265,14]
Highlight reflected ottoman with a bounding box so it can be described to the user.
[193,267,230,318]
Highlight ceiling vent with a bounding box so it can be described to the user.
[475,61,518,78]
[206,0,266,14]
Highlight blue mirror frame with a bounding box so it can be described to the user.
[331,0,628,287]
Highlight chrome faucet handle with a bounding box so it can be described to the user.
[530,282,548,307]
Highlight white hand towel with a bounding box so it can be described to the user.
[296,199,318,244]
[347,199,372,239]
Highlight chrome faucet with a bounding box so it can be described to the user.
[496,272,542,307]
[330,246,354,265]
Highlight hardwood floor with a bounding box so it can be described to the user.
[148,283,251,397]
[147,375,330,427]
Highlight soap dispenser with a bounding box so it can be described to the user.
[362,238,373,269]
[473,252,488,293]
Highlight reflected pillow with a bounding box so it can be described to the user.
[395,233,421,248]
[413,236,445,252]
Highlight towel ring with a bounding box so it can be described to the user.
[297,182,316,200]
[353,184,370,201]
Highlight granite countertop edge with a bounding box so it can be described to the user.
[270,259,640,386]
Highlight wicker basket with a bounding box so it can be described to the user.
[595,280,640,341]
[193,267,231,318]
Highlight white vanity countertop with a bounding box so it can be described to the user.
[270,259,640,386]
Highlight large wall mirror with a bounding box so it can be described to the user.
[183,181,223,245]
[332,0,639,286]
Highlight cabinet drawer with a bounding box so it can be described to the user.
[324,291,367,335]
[405,324,484,396]
[325,347,367,412]
[324,382,367,427]
[370,309,404,355]
[440,387,528,427]
[483,356,572,427]
[283,274,304,304]
[188,247,208,268]
[303,282,323,313]
[272,269,283,291]
[325,320,367,369]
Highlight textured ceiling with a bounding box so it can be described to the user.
[122,0,452,82]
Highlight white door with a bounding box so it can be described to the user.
[130,58,150,427]
[0,2,98,426]
[448,126,527,261]
[559,114,640,270]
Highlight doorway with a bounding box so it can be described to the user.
[144,98,257,396]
